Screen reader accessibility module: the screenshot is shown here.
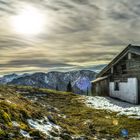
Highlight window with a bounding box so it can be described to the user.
[114,82,119,91]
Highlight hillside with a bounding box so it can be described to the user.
[0,85,140,139]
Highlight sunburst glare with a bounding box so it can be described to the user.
[11,5,45,36]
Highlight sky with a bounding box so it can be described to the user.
[0,0,140,74]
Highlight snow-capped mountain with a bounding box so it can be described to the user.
[0,73,19,84]
[6,70,96,94]
[0,73,31,84]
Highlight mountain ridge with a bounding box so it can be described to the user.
[0,70,97,95]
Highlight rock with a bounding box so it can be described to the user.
[8,133,15,138]
[74,136,89,140]
[47,115,56,124]
[0,123,7,130]
[60,133,73,140]
[49,131,59,137]
[88,124,96,134]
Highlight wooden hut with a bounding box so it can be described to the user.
[92,44,140,104]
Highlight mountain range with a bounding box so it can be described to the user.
[0,70,96,95]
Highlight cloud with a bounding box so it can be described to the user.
[0,0,140,74]
[0,59,76,68]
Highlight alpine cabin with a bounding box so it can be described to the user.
[92,44,140,104]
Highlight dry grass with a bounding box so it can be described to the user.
[0,85,140,139]
[39,88,140,139]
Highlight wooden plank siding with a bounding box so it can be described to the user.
[91,78,109,96]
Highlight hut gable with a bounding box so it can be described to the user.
[97,44,140,78]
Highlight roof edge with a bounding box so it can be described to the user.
[96,44,138,78]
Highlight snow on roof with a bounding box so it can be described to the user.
[91,76,109,83]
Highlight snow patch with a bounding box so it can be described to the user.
[20,129,31,138]
[58,114,66,119]
[27,117,61,136]
[83,96,140,118]
[12,121,20,127]
[44,76,49,84]
[6,100,12,104]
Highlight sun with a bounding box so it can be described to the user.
[11,5,45,35]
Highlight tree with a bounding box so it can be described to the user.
[56,85,59,91]
[87,87,89,96]
[67,81,72,92]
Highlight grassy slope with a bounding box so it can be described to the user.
[0,85,48,139]
[36,88,140,139]
[0,85,140,139]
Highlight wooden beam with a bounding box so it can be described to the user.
[128,53,132,60]
[111,67,114,74]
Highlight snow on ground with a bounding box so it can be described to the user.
[83,96,140,118]
[6,100,12,104]
[19,115,62,139]
[12,121,20,127]
[27,117,61,137]
[20,129,31,138]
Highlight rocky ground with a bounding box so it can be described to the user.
[0,85,140,140]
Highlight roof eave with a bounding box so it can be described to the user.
[96,44,139,78]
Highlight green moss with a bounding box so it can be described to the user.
[29,129,42,137]
[0,129,6,136]
[0,110,11,125]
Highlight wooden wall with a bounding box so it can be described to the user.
[91,79,109,96]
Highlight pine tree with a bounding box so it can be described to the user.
[87,87,89,96]
[56,85,59,91]
[67,81,72,92]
